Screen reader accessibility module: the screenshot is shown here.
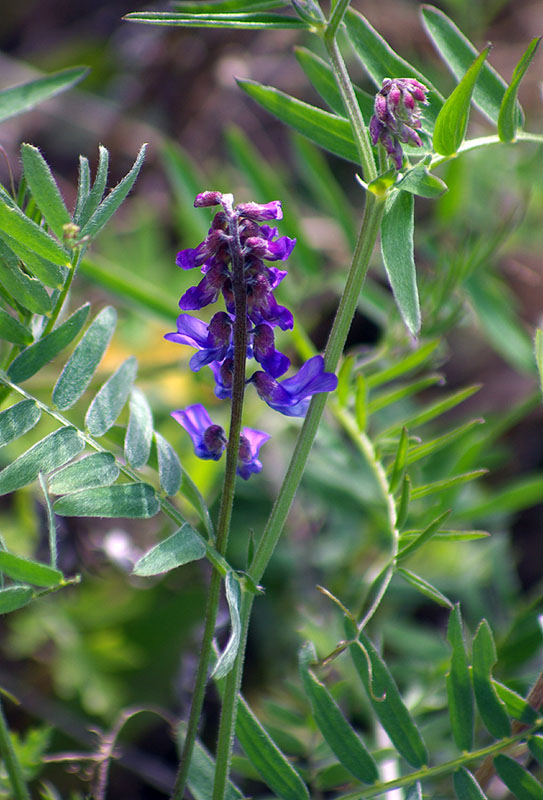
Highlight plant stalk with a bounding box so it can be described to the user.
[0,699,31,800]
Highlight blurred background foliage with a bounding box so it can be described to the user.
[0,0,541,797]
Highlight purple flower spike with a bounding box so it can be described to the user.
[209,358,234,399]
[370,77,429,169]
[252,323,290,377]
[171,404,227,460]
[245,235,296,262]
[237,428,270,480]
[165,312,233,371]
[250,355,338,417]
[236,201,283,221]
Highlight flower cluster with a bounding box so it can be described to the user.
[166,191,338,478]
[369,78,429,169]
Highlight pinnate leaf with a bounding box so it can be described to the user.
[8,303,90,383]
[21,144,71,239]
[52,306,116,410]
[0,427,84,496]
[0,400,41,447]
[397,567,453,608]
[76,145,109,227]
[381,190,420,336]
[124,387,153,469]
[472,619,511,738]
[133,523,205,576]
[0,194,69,266]
[54,482,159,519]
[85,356,137,436]
[48,453,119,494]
[433,46,491,157]
[155,431,182,496]
[446,604,474,751]
[0,551,63,587]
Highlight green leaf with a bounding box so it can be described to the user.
[0,238,52,315]
[212,572,242,679]
[498,38,541,141]
[52,306,117,410]
[456,474,543,520]
[124,387,153,469]
[367,340,440,388]
[337,356,354,407]
[381,190,420,336]
[346,618,428,767]
[354,374,367,431]
[155,431,182,496]
[405,784,422,800]
[472,620,511,738]
[410,470,487,500]
[377,385,480,440]
[492,680,538,724]
[0,231,66,288]
[397,567,453,608]
[0,308,32,345]
[298,642,378,784]
[446,605,474,752]
[345,8,442,125]
[528,736,543,767]
[400,529,489,543]
[421,6,514,125]
[433,46,491,157]
[369,374,443,415]
[396,474,411,530]
[493,754,543,800]
[76,145,109,227]
[0,427,84,496]
[0,194,69,265]
[396,161,448,198]
[48,453,119,494]
[74,155,90,221]
[294,46,374,121]
[389,427,409,495]
[406,419,485,466]
[85,356,137,437]
[173,0,287,10]
[234,696,310,800]
[176,724,244,800]
[0,400,41,447]
[453,767,488,799]
[54,482,160,519]
[0,585,34,614]
[8,303,90,384]
[0,66,88,123]
[180,469,214,537]
[0,552,63,587]
[21,144,71,240]
[123,11,305,29]
[535,329,543,400]
[397,510,451,561]
[237,79,359,163]
[133,522,206,576]
[79,144,147,240]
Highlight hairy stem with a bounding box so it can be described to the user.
[0,700,31,800]
[172,209,248,800]
[42,247,84,337]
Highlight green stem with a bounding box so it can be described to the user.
[42,246,84,337]
[0,699,31,800]
[172,204,248,800]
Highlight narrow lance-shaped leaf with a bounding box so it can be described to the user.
[76,145,110,227]
[433,46,491,157]
[0,427,84,497]
[396,160,448,199]
[0,238,52,315]
[237,79,359,164]
[528,736,543,767]
[48,453,119,495]
[74,155,90,221]
[397,567,453,608]
[492,680,538,724]
[345,617,428,767]
[133,523,206,576]
[0,66,89,123]
[0,195,69,266]
[446,604,474,752]
[397,510,451,561]
[367,339,440,388]
[493,754,543,800]
[453,768,488,800]
[123,11,306,29]
[0,585,35,614]
[21,144,71,240]
[155,431,182,496]
[381,190,420,336]
[377,385,481,440]
[79,144,147,240]
[0,400,41,447]
[0,231,66,289]
[8,303,90,384]
[0,552,63,588]
[39,473,57,568]
[421,5,520,125]
[52,306,117,410]
[85,356,138,437]
[212,572,242,679]
[54,482,160,519]
[410,469,487,500]
[472,619,511,738]
[499,37,542,142]
[125,387,153,469]
[172,0,288,11]
[0,308,32,346]
[298,642,378,784]
[389,427,409,494]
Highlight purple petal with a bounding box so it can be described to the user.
[179,276,220,310]
[236,201,283,221]
[171,404,213,441]
[176,241,207,270]
[194,191,223,207]
[237,427,270,479]
[164,314,210,348]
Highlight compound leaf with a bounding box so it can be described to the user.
[54,482,160,519]
[133,522,205,576]
[48,452,119,494]
[0,427,84,496]
[85,356,137,437]
[0,400,41,447]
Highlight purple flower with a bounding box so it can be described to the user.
[236,201,283,221]
[165,312,233,371]
[370,77,429,169]
[249,355,338,417]
[251,323,290,378]
[209,358,234,399]
[237,428,270,479]
[171,404,227,460]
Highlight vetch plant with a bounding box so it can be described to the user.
[0,2,541,799]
